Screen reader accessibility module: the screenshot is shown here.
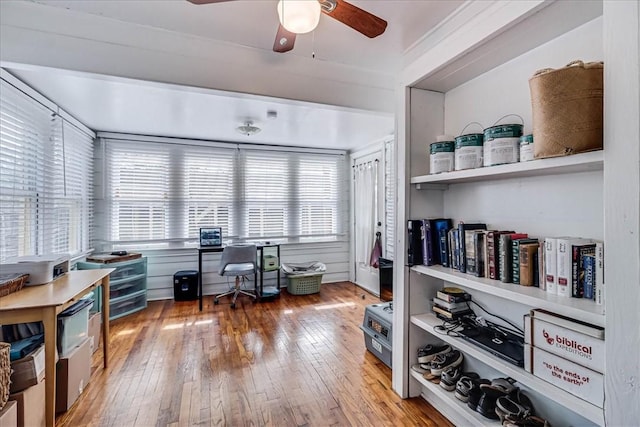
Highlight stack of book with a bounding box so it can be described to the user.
[432,287,473,320]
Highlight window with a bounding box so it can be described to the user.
[0,77,94,262]
[98,136,346,249]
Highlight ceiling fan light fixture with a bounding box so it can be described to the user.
[277,0,321,34]
[236,121,261,136]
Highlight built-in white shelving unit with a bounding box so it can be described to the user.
[390,0,640,425]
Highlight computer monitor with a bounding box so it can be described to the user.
[199,227,222,247]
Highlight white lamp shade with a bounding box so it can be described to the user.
[277,0,321,34]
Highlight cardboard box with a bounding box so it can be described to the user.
[88,312,101,354]
[0,400,18,427]
[8,379,45,427]
[530,346,604,408]
[55,337,91,413]
[526,309,604,373]
[9,344,45,393]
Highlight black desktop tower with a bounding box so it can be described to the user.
[173,270,199,301]
[407,219,423,266]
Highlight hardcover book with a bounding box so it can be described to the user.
[583,254,595,300]
[432,297,471,312]
[595,242,604,306]
[432,305,473,320]
[457,222,487,273]
[421,219,435,266]
[434,218,453,267]
[519,242,540,287]
[572,243,596,298]
[544,238,558,294]
[436,287,471,303]
[487,231,514,280]
[512,238,538,285]
[407,219,423,267]
[556,238,591,298]
[499,233,528,283]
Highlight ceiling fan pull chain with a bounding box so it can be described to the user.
[312,30,316,59]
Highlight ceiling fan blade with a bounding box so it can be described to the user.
[186,0,236,4]
[273,24,296,53]
[322,0,387,38]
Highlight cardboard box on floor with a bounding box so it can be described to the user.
[56,337,91,413]
[8,380,45,427]
[88,312,101,354]
[0,400,18,427]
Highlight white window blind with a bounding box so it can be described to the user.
[99,136,346,249]
[183,146,235,239]
[242,150,290,239]
[0,78,94,262]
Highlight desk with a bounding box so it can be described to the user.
[197,244,280,311]
[0,269,113,427]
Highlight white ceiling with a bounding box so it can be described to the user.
[0,0,465,151]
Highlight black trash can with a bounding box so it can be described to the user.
[173,270,199,301]
[379,258,393,302]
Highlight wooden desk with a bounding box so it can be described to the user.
[197,244,281,311]
[0,269,113,427]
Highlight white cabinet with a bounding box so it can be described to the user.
[394,1,640,426]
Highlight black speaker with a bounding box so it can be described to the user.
[173,270,199,301]
[407,219,423,267]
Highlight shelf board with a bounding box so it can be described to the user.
[411,150,603,187]
[411,265,605,327]
[411,313,604,425]
[410,369,499,427]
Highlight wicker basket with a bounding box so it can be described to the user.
[0,342,10,411]
[529,60,603,159]
[287,274,322,295]
[0,273,29,298]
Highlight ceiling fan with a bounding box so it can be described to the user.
[186,0,387,53]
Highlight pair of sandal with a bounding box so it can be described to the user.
[495,387,551,427]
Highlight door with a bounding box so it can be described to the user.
[352,150,384,295]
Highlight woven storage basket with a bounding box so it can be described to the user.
[529,60,603,159]
[0,342,10,411]
[0,273,28,298]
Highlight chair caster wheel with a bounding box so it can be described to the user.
[231,303,236,309]
[214,299,219,305]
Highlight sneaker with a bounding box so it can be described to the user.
[440,366,464,391]
[430,350,463,376]
[454,373,481,401]
[417,344,451,364]
[411,364,428,375]
[476,383,510,420]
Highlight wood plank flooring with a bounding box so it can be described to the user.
[56,282,452,427]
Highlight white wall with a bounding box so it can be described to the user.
[143,241,349,301]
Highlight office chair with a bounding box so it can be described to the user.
[214,244,257,308]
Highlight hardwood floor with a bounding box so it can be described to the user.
[56,282,452,427]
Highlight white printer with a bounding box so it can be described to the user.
[1,254,70,286]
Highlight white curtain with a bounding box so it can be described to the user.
[354,160,378,266]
